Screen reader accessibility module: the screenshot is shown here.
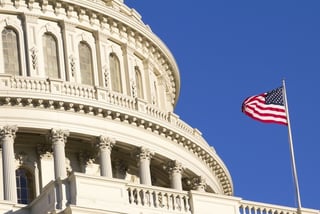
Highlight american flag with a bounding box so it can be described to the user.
[242,87,288,125]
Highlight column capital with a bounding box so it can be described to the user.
[166,160,183,174]
[136,147,154,161]
[49,128,69,145]
[0,125,18,141]
[96,135,115,151]
[191,176,207,192]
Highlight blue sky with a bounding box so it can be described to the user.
[126,0,320,210]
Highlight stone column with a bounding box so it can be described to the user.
[136,147,154,186]
[97,136,115,177]
[167,160,183,191]
[49,129,69,179]
[192,176,207,192]
[0,125,18,202]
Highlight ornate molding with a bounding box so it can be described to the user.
[49,128,70,145]
[0,94,233,195]
[166,160,183,174]
[136,147,154,161]
[97,135,115,151]
[0,125,18,140]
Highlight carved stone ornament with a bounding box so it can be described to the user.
[97,135,115,151]
[131,79,137,98]
[30,46,38,70]
[136,147,154,161]
[69,55,76,77]
[0,125,18,140]
[191,176,207,191]
[49,128,70,145]
[166,160,183,174]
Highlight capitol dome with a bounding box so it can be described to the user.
[0,0,234,213]
[1,1,318,214]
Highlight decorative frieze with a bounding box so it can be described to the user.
[0,94,232,195]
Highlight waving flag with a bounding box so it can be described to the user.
[241,87,287,125]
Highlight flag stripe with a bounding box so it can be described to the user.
[242,87,288,125]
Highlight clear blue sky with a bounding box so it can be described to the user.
[126,0,320,210]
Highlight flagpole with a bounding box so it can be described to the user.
[282,79,302,214]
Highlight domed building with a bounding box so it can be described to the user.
[0,0,318,214]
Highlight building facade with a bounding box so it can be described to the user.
[0,0,318,213]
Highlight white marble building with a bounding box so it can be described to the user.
[0,0,318,213]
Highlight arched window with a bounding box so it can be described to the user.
[79,42,94,85]
[42,33,59,78]
[16,167,35,204]
[2,27,20,75]
[135,66,144,99]
[109,53,122,93]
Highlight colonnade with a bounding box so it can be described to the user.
[0,125,207,203]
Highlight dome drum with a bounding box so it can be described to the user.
[0,0,234,213]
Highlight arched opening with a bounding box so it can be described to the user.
[135,66,144,99]
[79,41,94,85]
[2,27,20,75]
[42,33,60,79]
[109,53,122,93]
[16,167,35,204]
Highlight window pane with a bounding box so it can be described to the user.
[109,53,122,93]
[16,168,34,204]
[2,28,20,75]
[43,33,59,78]
[79,42,94,85]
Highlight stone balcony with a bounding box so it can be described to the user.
[0,74,232,196]
[2,172,318,214]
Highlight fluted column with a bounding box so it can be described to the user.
[136,147,154,185]
[97,136,115,177]
[0,125,18,202]
[49,129,69,179]
[167,160,183,191]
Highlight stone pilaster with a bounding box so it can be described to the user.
[191,176,207,192]
[96,135,115,177]
[0,125,18,202]
[37,144,55,188]
[49,128,69,179]
[136,147,153,185]
[167,160,183,191]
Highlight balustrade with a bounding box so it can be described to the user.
[127,185,190,213]
[239,200,298,214]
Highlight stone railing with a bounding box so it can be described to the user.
[62,82,96,100]
[0,75,233,196]
[11,173,319,214]
[239,200,297,214]
[127,184,191,213]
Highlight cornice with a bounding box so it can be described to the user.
[0,0,180,106]
[0,75,232,195]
